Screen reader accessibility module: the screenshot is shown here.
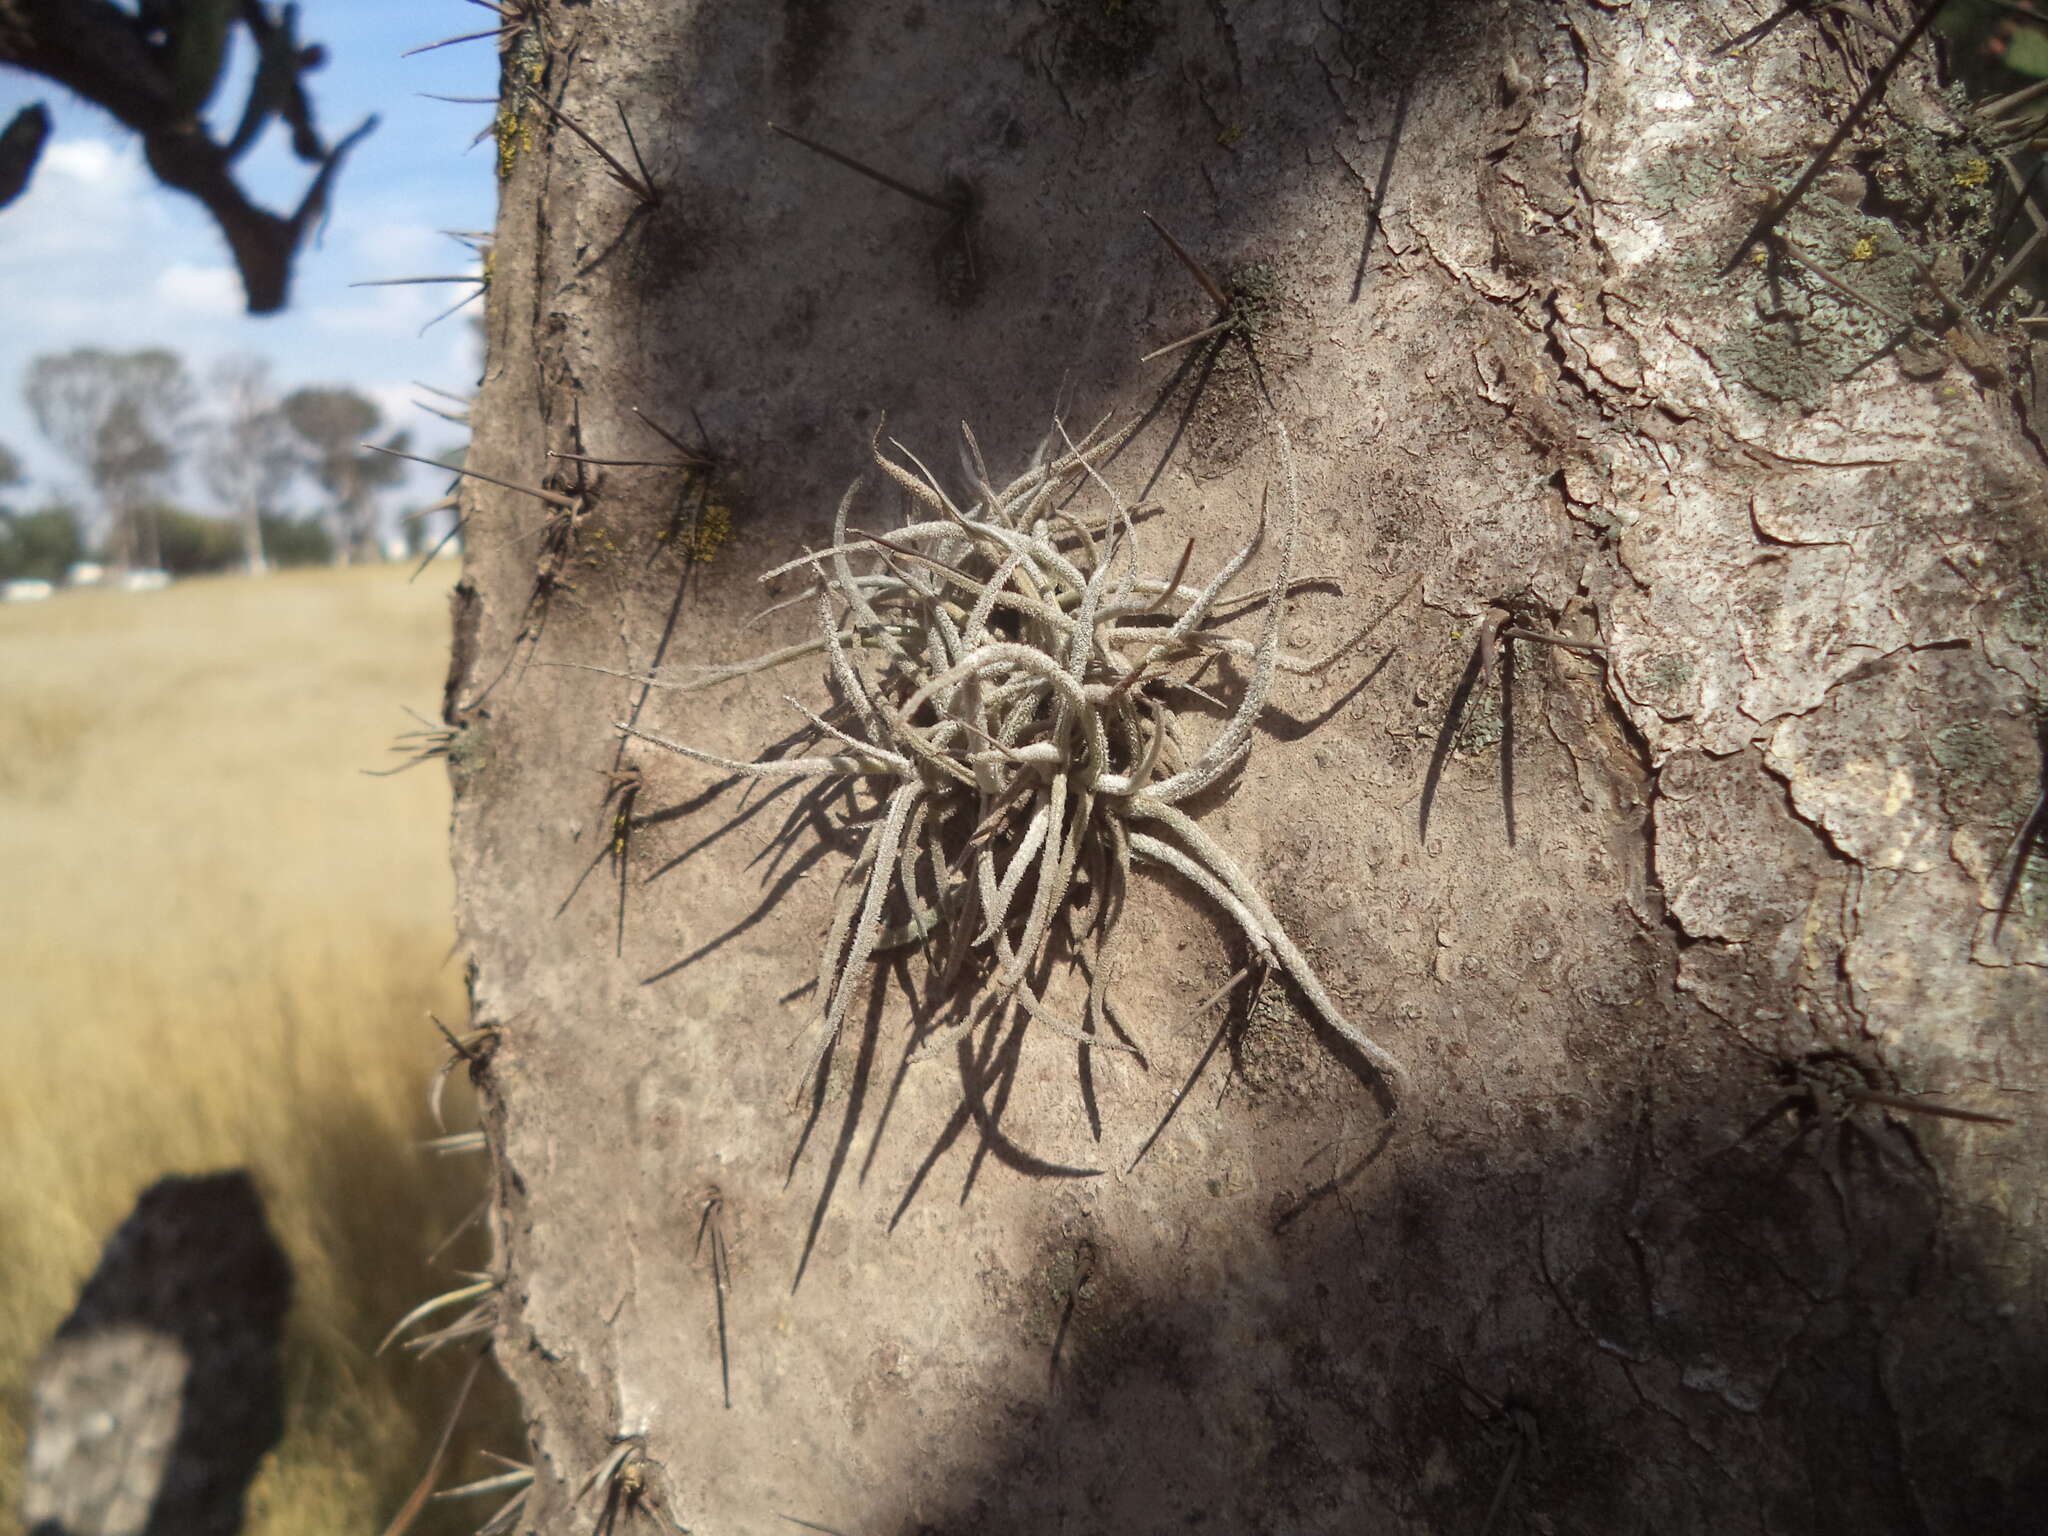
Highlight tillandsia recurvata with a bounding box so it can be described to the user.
[605,409,1408,1112]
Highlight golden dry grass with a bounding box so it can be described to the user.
[0,563,514,1536]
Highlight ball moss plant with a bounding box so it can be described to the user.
[615,410,1406,1112]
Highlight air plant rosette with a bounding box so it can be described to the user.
[615,410,1406,1116]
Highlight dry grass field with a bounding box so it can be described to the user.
[0,564,513,1535]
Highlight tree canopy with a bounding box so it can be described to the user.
[24,346,193,565]
[281,384,407,561]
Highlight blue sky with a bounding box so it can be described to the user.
[0,2,499,515]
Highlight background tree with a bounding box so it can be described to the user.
[440,4,2046,1532]
[200,355,298,573]
[0,436,22,496]
[25,347,193,569]
[147,499,245,574]
[403,439,468,559]
[250,506,330,567]
[280,385,406,563]
[0,503,81,582]
[0,0,374,312]
[93,396,173,570]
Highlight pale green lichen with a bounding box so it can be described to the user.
[1226,262,1282,339]
[1710,196,1916,406]
[1633,653,1694,715]
[1631,113,2002,406]
[1931,718,2011,821]
[1454,697,1504,756]
[2003,568,2048,650]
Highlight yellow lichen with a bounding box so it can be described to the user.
[1849,235,1878,262]
[685,500,734,563]
[494,102,533,181]
[1953,159,1992,189]
[494,28,546,181]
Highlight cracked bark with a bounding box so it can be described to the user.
[449,2,2045,1531]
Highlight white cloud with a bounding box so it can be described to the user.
[434,323,483,386]
[152,264,245,319]
[41,138,142,192]
[366,380,432,436]
[304,273,476,338]
[1,136,160,268]
[349,218,459,273]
